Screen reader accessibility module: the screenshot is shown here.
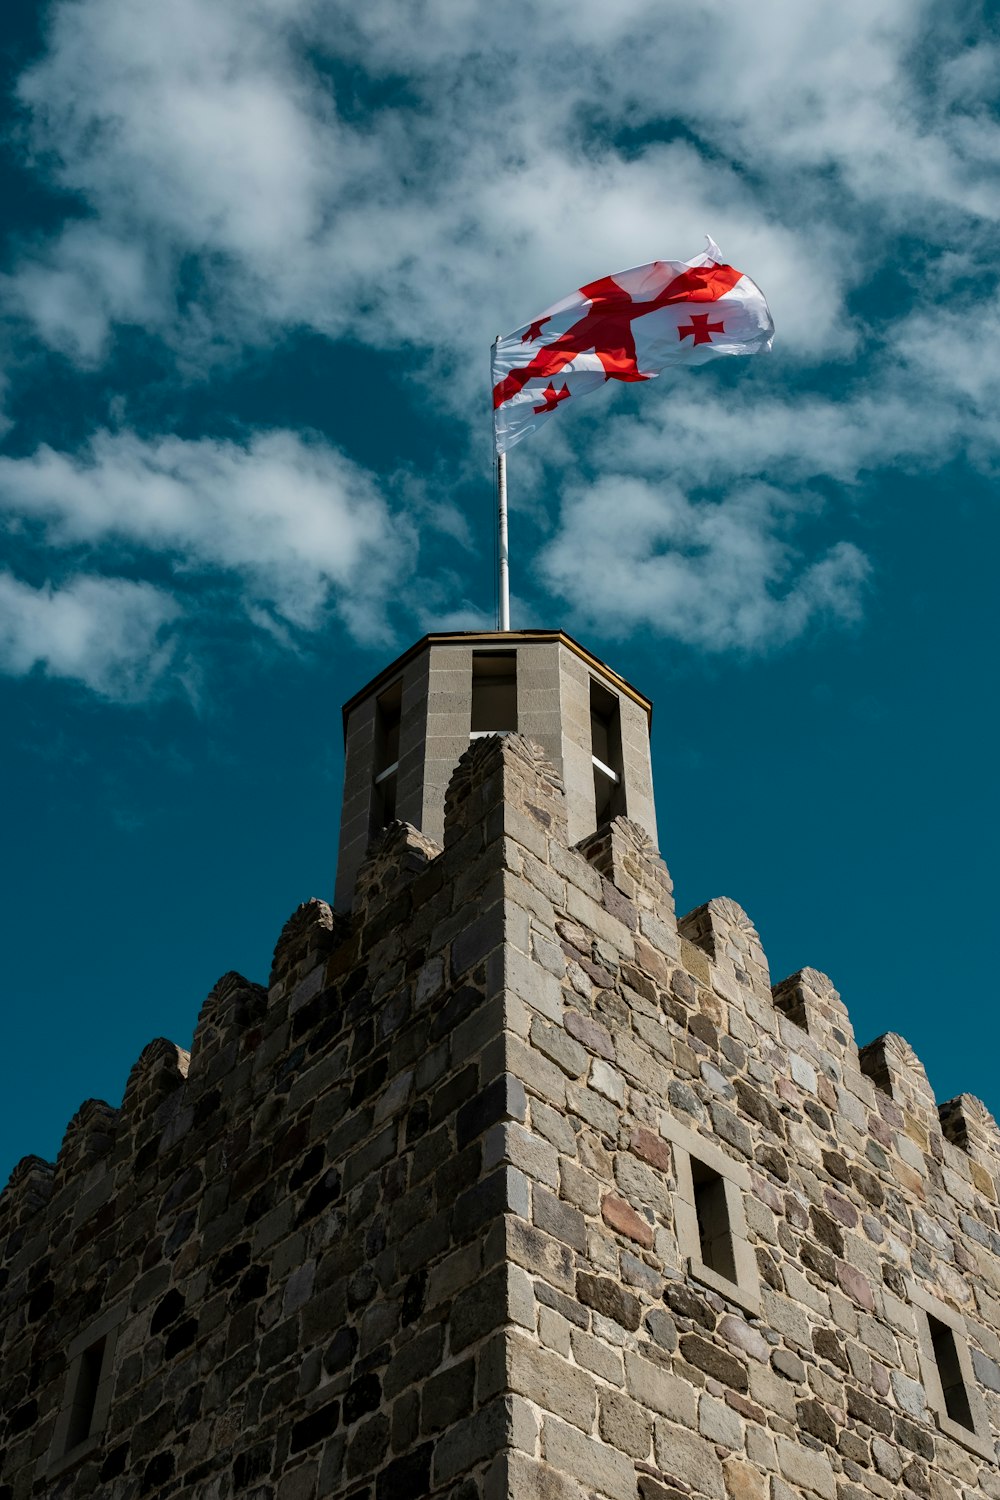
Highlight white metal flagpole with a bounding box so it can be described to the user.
[492,334,510,631]
[497,448,510,631]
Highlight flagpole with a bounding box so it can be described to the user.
[492,334,510,632]
[497,448,510,631]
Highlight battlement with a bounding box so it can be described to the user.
[3,732,999,1500]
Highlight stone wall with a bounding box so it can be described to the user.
[3,734,1000,1500]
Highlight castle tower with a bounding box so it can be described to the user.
[3,631,1000,1500]
[336,631,656,909]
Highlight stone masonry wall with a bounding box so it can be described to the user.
[3,734,1000,1500]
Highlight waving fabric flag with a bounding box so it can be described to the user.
[492,238,773,453]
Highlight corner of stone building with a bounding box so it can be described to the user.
[6,708,1000,1500]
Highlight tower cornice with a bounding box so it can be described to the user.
[341,629,653,735]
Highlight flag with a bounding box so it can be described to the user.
[492,237,773,453]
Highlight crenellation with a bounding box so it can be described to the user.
[0,1156,55,1236]
[54,1098,119,1183]
[678,899,771,1004]
[575,817,676,936]
[939,1094,1000,1172]
[858,1033,939,1128]
[270,896,346,996]
[118,1037,190,1150]
[772,968,857,1071]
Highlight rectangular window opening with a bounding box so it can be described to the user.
[471,651,517,734]
[590,678,625,827]
[692,1160,738,1285]
[372,680,402,832]
[65,1336,106,1453]
[929,1316,975,1431]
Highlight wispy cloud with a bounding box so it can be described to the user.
[0,429,423,645]
[537,477,869,652]
[11,0,955,367]
[0,0,996,688]
[0,571,180,699]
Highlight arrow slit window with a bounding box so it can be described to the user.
[929,1317,974,1429]
[590,679,625,827]
[372,680,402,830]
[662,1112,761,1316]
[47,1303,127,1477]
[471,651,517,735]
[692,1161,737,1283]
[910,1283,993,1458]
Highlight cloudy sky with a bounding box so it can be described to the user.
[2,0,998,1180]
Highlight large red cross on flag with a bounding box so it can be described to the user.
[491,238,773,453]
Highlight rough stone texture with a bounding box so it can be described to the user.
[4,689,1000,1500]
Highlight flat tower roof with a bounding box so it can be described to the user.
[341,629,652,738]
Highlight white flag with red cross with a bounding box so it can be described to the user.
[491,238,773,453]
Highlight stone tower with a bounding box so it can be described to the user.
[3,628,1000,1500]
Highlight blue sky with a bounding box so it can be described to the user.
[2,0,999,1183]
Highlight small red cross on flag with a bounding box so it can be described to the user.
[533,382,570,414]
[678,313,725,346]
[492,238,773,452]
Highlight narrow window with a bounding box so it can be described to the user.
[692,1160,737,1284]
[471,651,517,735]
[372,680,402,830]
[590,679,625,826]
[64,1337,106,1452]
[47,1302,126,1477]
[929,1316,975,1430]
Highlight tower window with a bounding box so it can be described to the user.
[590,678,625,826]
[471,651,517,735]
[65,1337,106,1451]
[692,1160,738,1284]
[910,1287,993,1459]
[928,1315,975,1431]
[662,1112,761,1316]
[372,680,402,830]
[47,1302,127,1477]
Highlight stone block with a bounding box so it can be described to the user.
[494,1451,589,1500]
[599,1386,653,1459]
[486,1122,560,1188]
[653,1420,726,1499]
[775,1435,836,1498]
[505,1217,576,1293]
[625,1351,698,1424]
[534,1186,587,1251]
[542,1415,637,1500]
[723,1459,769,1500]
[700,1391,744,1448]
[571,1326,625,1385]
[483,1330,597,1433]
[680,1334,749,1392]
[577,1272,642,1331]
[530,1017,589,1079]
[590,1058,626,1104]
[602,1193,654,1249]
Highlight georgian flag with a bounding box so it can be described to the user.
[492,238,773,453]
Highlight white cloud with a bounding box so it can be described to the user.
[0,429,415,643]
[894,291,1000,420]
[14,0,985,372]
[571,382,960,495]
[0,0,997,688]
[0,571,180,699]
[1,224,163,363]
[4,0,994,407]
[537,477,869,652]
